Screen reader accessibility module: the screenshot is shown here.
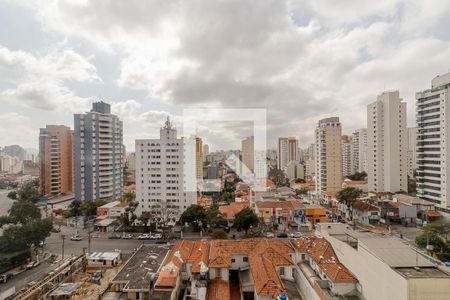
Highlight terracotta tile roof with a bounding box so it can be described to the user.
[250,255,285,296]
[323,191,338,197]
[293,237,357,283]
[353,200,379,212]
[219,202,249,220]
[255,200,303,210]
[188,240,210,273]
[207,280,230,300]
[197,197,213,207]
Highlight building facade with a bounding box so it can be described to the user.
[74,102,124,202]
[341,135,352,177]
[407,127,417,179]
[416,72,450,209]
[278,137,298,170]
[315,117,343,194]
[195,137,203,180]
[135,117,196,219]
[241,136,254,172]
[39,125,74,196]
[367,91,407,193]
[351,128,367,174]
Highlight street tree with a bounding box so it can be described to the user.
[180,204,207,231]
[336,187,363,221]
[17,180,39,202]
[295,187,308,196]
[268,168,287,187]
[210,228,228,239]
[234,208,259,234]
[8,200,41,225]
[7,190,17,200]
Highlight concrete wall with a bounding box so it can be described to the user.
[408,277,450,300]
[294,264,321,300]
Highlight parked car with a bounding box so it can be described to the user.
[26,261,37,270]
[121,234,133,239]
[277,233,288,238]
[108,234,121,239]
[138,234,150,240]
[265,232,275,238]
[51,227,61,233]
[150,233,162,240]
[0,273,13,283]
[289,232,303,238]
[70,235,82,241]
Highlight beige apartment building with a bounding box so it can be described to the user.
[195,137,203,179]
[241,136,254,172]
[39,125,74,196]
[278,137,298,170]
[315,117,343,194]
[367,91,407,193]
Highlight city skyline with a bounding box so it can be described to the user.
[1,1,450,151]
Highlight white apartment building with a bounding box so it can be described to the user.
[278,137,297,170]
[407,127,417,179]
[416,72,450,209]
[351,128,367,174]
[315,117,343,194]
[367,91,407,193]
[74,102,124,202]
[135,117,196,219]
[341,135,352,177]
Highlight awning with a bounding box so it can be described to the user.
[425,210,442,218]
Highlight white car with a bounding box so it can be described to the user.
[138,234,150,240]
[265,232,275,238]
[70,235,82,241]
[289,232,303,238]
[151,233,162,239]
[121,234,133,239]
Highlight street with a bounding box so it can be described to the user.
[0,261,53,295]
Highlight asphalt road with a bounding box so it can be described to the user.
[0,189,13,216]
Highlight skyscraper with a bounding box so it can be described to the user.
[416,72,450,209]
[278,137,297,170]
[407,127,417,179]
[39,125,74,196]
[135,117,196,218]
[341,135,352,177]
[315,117,342,194]
[74,101,124,202]
[241,136,254,172]
[367,91,407,193]
[351,128,368,174]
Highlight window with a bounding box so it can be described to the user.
[243,257,248,262]
[231,258,236,263]
[279,267,285,276]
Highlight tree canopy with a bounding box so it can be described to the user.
[268,168,288,187]
[336,187,363,220]
[346,171,367,181]
[234,208,259,233]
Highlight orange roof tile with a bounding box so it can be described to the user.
[207,280,230,300]
[353,200,379,212]
[219,202,249,220]
[256,200,303,210]
[188,240,210,273]
[250,255,285,296]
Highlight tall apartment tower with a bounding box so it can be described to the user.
[315,117,343,194]
[367,91,407,193]
[278,137,298,170]
[195,137,203,179]
[351,128,368,174]
[241,136,254,172]
[416,72,450,209]
[39,125,74,196]
[407,127,417,179]
[74,101,124,202]
[341,135,352,177]
[135,117,196,218]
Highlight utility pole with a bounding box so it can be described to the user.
[88,218,92,254]
[61,234,66,259]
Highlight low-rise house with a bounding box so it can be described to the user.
[342,179,368,192]
[303,205,328,226]
[351,200,380,225]
[391,194,441,221]
[219,202,249,226]
[255,200,303,229]
[86,252,121,268]
[96,201,129,218]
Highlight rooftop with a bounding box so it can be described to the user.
[207,280,230,300]
[87,252,120,261]
[219,202,249,220]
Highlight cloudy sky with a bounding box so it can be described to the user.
[1,0,450,152]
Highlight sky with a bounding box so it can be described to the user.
[0,0,450,152]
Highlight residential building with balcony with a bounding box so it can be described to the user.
[39,125,74,196]
[278,137,298,170]
[74,101,124,202]
[351,128,367,174]
[416,72,450,210]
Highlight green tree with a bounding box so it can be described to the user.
[122,192,136,203]
[347,171,367,181]
[268,168,287,187]
[234,208,259,234]
[139,211,152,228]
[336,187,363,221]
[416,225,450,260]
[206,204,227,229]
[180,205,207,231]
[8,200,41,225]
[7,190,17,200]
[17,180,39,202]
[295,187,308,196]
[69,200,82,216]
[294,178,305,183]
[210,228,228,239]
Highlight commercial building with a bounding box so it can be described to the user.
[317,223,450,300]
[341,135,352,177]
[367,91,407,193]
[351,128,367,174]
[241,136,254,172]
[315,117,343,194]
[278,137,298,170]
[74,101,124,202]
[416,72,450,209]
[135,117,196,219]
[39,125,74,196]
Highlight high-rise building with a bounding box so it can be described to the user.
[135,117,196,218]
[315,117,343,194]
[286,160,305,180]
[241,136,254,172]
[367,91,407,193]
[407,127,417,179]
[203,144,209,156]
[278,137,297,170]
[74,101,124,202]
[195,137,203,180]
[39,125,74,196]
[341,135,352,177]
[351,128,368,174]
[416,72,450,209]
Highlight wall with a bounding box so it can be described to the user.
[294,264,321,300]
[408,277,450,300]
